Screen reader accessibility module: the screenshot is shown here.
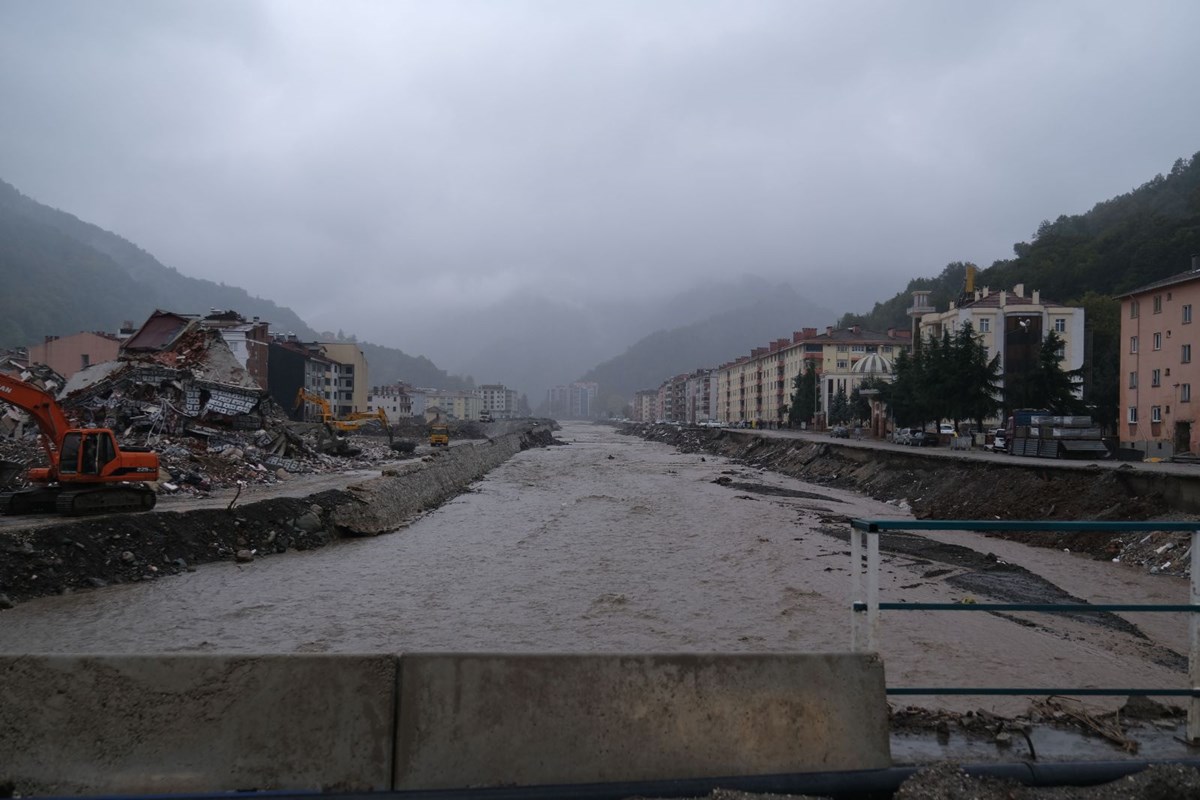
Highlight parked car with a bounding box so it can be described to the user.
[989,429,1008,453]
[911,430,939,447]
[830,425,849,438]
[939,424,955,436]
[893,428,913,445]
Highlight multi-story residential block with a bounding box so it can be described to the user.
[27,331,121,379]
[424,388,483,421]
[477,384,519,419]
[546,382,599,419]
[683,369,718,423]
[1120,256,1200,459]
[319,342,369,416]
[268,335,337,421]
[715,327,910,429]
[367,383,414,421]
[917,283,1084,404]
[632,389,658,422]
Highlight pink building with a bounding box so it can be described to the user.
[28,331,121,379]
[1121,255,1200,458]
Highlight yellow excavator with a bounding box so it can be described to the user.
[294,389,393,442]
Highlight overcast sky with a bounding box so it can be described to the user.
[2,0,1199,353]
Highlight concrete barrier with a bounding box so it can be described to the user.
[395,653,890,789]
[1,652,889,794]
[0,654,397,795]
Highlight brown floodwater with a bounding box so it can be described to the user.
[0,422,1190,714]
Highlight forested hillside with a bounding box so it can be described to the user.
[839,153,1200,331]
[0,179,468,389]
[837,152,1200,429]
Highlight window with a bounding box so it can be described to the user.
[1055,345,1066,359]
[1128,406,1139,423]
[1154,295,1163,313]
[1152,369,1161,387]
[1054,318,1066,332]
[1129,371,1138,389]
[1185,305,1194,324]
[1130,336,1139,353]
[979,318,990,333]
[1151,406,1163,423]
[1183,384,1192,402]
[1154,332,1162,350]
[80,353,90,369]
[836,344,848,352]
[1130,300,1139,319]
[836,360,848,369]
[851,345,866,353]
[1184,344,1193,364]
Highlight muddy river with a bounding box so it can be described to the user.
[0,422,1190,714]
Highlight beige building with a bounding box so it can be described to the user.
[1120,257,1200,458]
[27,331,122,380]
[917,284,1085,404]
[716,327,910,428]
[318,342,369,415]
[424,388,482,421]
[367,383,414,421]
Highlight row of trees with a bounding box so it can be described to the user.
[788,324,1087,431]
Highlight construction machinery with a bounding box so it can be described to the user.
[294,389,393,442]
[0,373,159,515]
[429,423,450,447]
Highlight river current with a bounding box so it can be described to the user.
[1,422,1190,713]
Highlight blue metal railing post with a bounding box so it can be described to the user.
[849,518,1200,737]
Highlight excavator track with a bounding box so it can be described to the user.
[54,485,158,516]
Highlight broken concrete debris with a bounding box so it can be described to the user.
[0,329,428,499]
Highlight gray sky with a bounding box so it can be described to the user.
[2,0,1199,358]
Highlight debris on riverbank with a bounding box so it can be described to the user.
[620,423,1200,577]
[0,425,559,606]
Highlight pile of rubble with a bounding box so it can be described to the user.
[1,330,426,500]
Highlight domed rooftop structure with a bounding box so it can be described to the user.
[850,353,894,377]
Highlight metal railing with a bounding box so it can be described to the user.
[848,519,1200,740]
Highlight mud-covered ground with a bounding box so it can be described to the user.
[626,423,1196,576]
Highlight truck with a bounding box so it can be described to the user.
[0,373,160,515]
[429,423,450,447]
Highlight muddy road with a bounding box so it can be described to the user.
[0,422,1190,715]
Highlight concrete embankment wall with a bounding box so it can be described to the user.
[1,652,889,794]
[329,427,544,535]
[627,424,1200,520]
[0,426,556,605]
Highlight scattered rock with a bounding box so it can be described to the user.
[235,549,254,563]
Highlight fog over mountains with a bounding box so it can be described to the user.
[0,177,835,403]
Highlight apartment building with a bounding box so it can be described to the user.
[478,384,519,419]
[27,331,121,379]
[319,342,369,415]
[424,388,482,421]
[683,369,719,424]
[367,383,414,421]
[1120,256,1200,458]
[547,382,599,419]
[917,284,1084,401]
[715,327,910,428]
[632,389,658,422]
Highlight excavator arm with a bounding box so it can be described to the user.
[0,373,73,458]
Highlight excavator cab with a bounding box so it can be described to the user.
[58,430,118,477]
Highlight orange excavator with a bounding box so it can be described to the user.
[0,373,160,515]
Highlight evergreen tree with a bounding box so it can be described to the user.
[829,387,851,425]
[788,361,818,425]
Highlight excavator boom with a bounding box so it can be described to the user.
[0,373,159,516]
